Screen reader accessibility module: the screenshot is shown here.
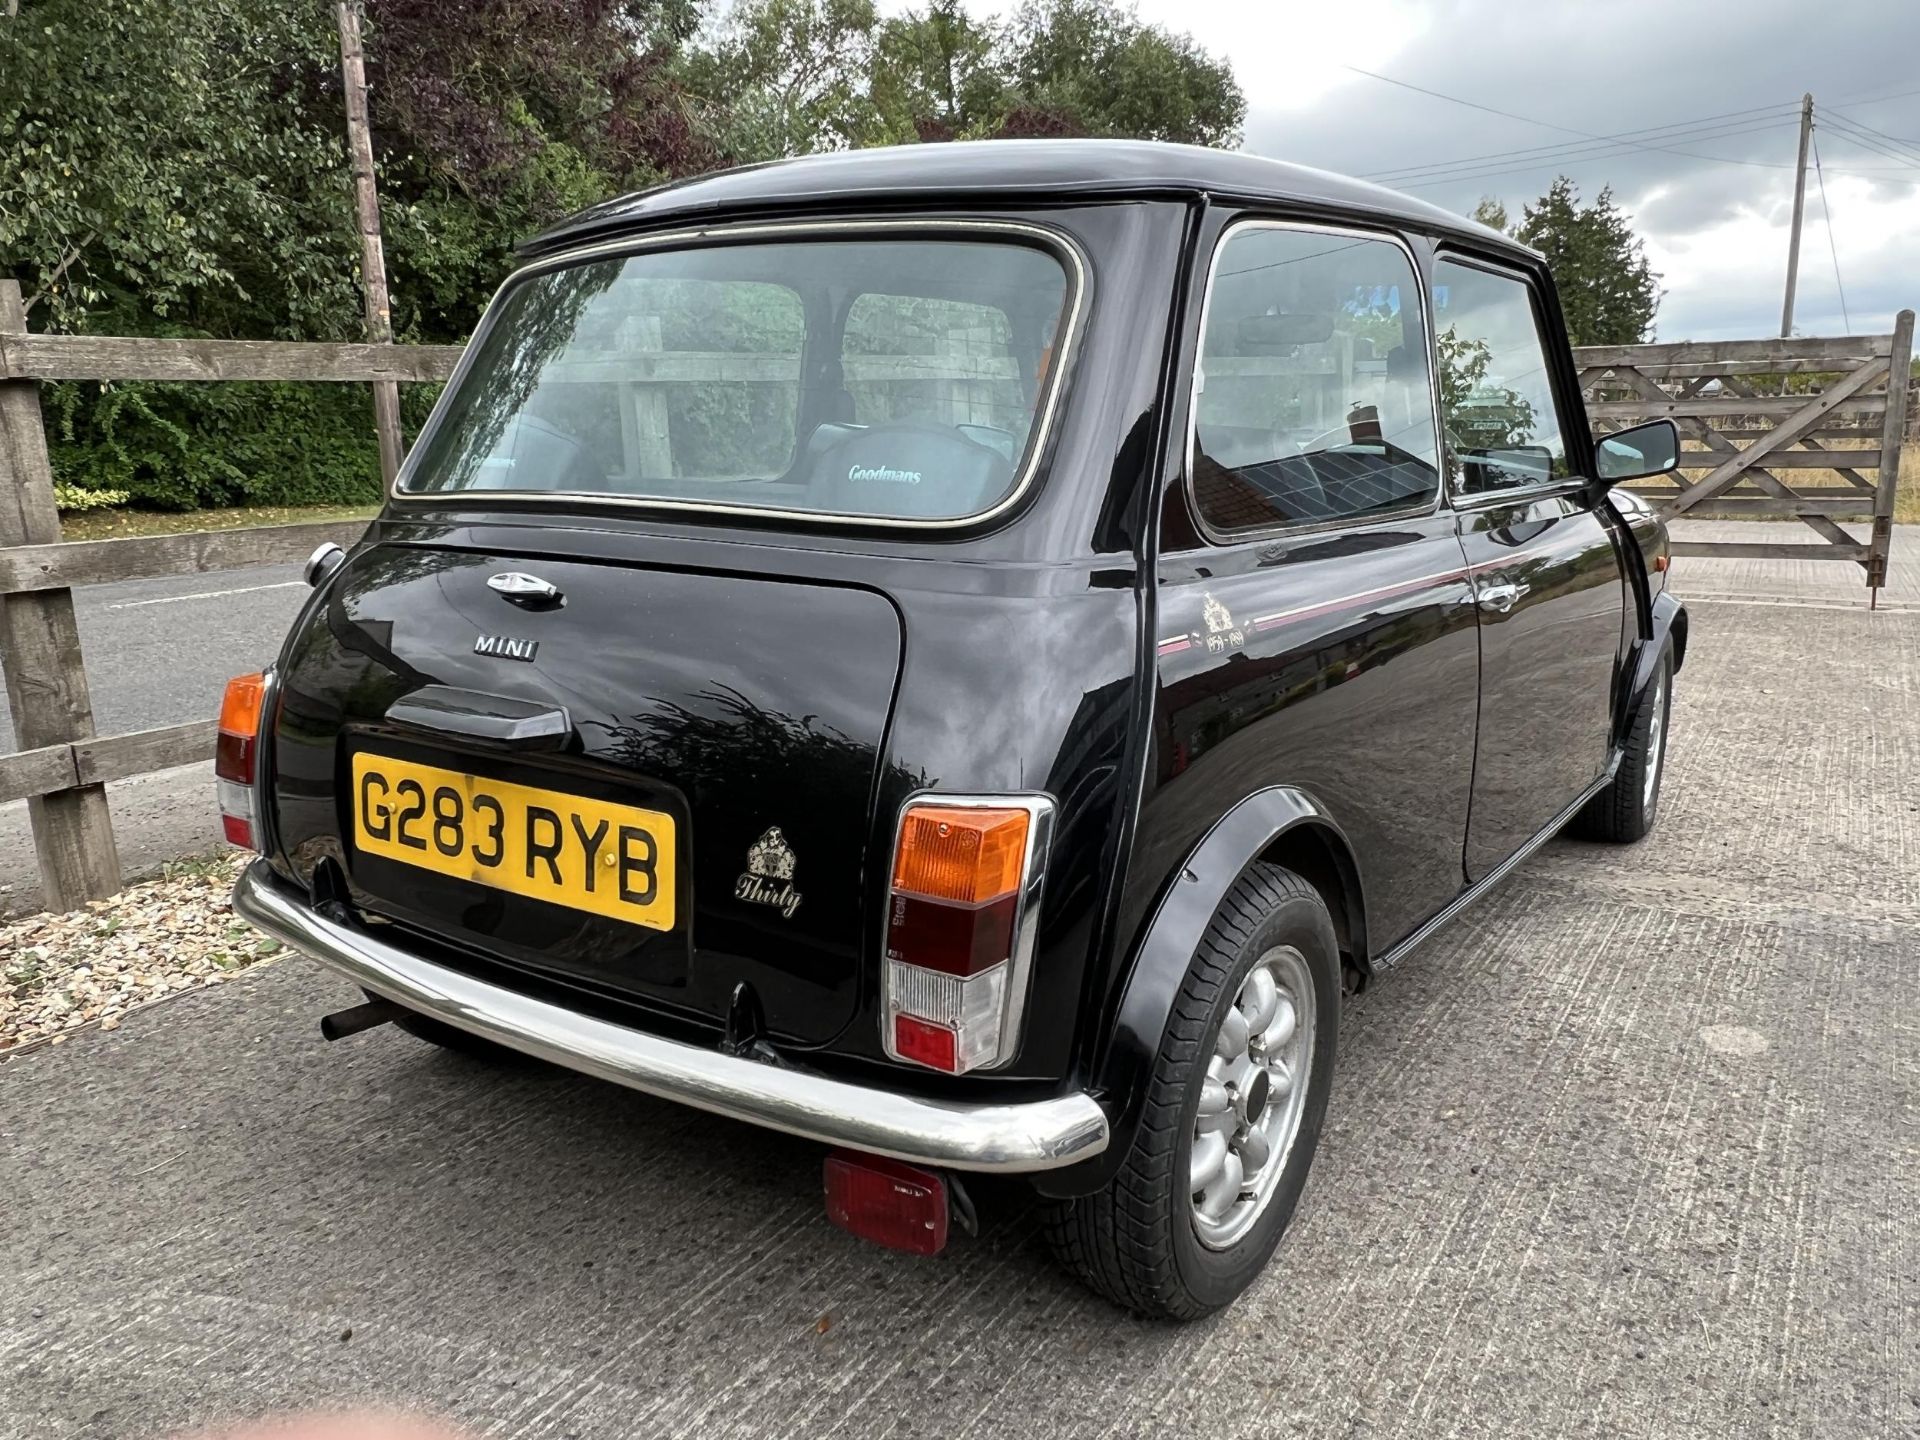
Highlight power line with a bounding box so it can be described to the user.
[1827,107,1920,149]
[1342,65,1821,172]
[1820,108,1920,166]
[1390,127,1916,191]
[1815,118,1920,170]
[1362,100,1799,178]
[1367,116,1799,187]
[1811,131,1851,334]
[1827,81,1920,110]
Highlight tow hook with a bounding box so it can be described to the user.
[721,981,796,1069]
[319,996,408,1041]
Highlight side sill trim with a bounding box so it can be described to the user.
[233,862,1109,1174]
[1373,756,1619,974]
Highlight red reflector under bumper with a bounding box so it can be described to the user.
[823,1150,949,1256]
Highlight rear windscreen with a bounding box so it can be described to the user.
[399,232,1077,525]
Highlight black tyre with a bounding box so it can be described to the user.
[1571,650,1671,843]
[1043,863,1341,1320]
[367,990,529,1063]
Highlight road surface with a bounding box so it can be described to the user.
[0,566,306,914]
[1,544,1916,1437]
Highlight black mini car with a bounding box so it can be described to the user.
[226,140,1688,1319]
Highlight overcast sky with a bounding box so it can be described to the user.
[898,0,1920,341]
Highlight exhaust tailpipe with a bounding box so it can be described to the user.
[320,996,409,1042]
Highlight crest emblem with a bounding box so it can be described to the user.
[747,827,797,881]
[737,827,803,918]
[1199,593,1246,655]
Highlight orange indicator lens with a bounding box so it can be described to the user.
[891,805,1030,905]
[219,671,268,739]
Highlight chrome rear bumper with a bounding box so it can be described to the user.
[232,862,1110,1173]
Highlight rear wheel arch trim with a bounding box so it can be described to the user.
[1036,786,1367,1199]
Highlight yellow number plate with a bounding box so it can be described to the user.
[350,753,676,931]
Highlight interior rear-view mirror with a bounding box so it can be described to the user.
[1594,419,1680,484]
[1237,312,1335,351]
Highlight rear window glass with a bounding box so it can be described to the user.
[401,235,1075,524]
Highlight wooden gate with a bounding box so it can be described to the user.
[1576,310,1913,596]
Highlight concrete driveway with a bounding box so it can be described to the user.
[2,549,1917,1438]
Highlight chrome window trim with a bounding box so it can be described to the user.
[1429,250,1587,509]
[879,791,1056,1073]
[1451,475,1593,513]
[390,217,1090,532]
[1181,217,1448,548]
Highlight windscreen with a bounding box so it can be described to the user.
[401,234,1075,524]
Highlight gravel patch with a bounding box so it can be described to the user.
[0,851,274,1056]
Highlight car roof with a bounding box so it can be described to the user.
[521,139,1534,260]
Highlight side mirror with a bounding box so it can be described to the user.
[1594,419,1679,484]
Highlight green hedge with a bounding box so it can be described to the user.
[44,380,442,511]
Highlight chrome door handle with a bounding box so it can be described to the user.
[1476,582,1524,614]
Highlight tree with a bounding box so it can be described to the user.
[681,0,883,160]
[0,0,357,336]
[1514,177,1661,346]
[870,0,1008,143]
[1002,0,1242,146]
[364,0,713,341]
[1469,197,1509,234]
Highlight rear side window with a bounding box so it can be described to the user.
[1190,224,1441,537]
[400,232,1076,526]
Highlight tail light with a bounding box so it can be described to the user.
[216,671,269,850]
[823,1150,949,1255]
[881,795,1052,1075]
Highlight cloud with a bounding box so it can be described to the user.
[880,0,1920,338]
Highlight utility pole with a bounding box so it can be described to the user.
[1780,92,1814,338]
[336,0,403,486]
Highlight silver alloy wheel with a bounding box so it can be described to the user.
[1188,945,1317,1250]
[1643,669,1667,811]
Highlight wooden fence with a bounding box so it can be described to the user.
[0,281,459,909]
[1,278,1913,910]
[1576,314,1913,588]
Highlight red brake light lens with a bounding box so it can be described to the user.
[892,1014,960,1073]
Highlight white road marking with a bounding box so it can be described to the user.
[1685,591,1914,612]
[106,580,304,611]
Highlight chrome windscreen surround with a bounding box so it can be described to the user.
[388,217,1091,532]
[878,792,1057,1072]
[232,861,1108,1173]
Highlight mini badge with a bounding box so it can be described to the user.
[474,634,538,661]
[1201,593,1246,654]
[737,826,803,919]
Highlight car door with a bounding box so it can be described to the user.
[1432,254,1628,879]
[1134,218,1483,953]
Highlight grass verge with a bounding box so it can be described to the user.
[60,502,379,541]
